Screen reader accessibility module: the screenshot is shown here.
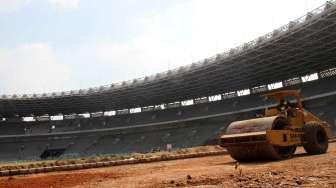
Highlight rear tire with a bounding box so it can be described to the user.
[303,122,328,155]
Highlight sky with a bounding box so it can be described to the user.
[0,0,328,95]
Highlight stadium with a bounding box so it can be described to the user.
[0,0,335,165]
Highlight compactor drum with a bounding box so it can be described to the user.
[220,90,333,161]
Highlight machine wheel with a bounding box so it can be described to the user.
[225,116,297,162]
[227,144,296,162]
[303,122,328,155]
[226,145,273,162]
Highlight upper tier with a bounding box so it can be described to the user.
[1,2,336,117]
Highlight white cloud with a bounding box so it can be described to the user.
[117,0,328,70]
[0,0,29,13]
[48,0,80,10]
[0,43,71,94]
[62,0,327,87]
[0,0,80,12]
[87,36,194,83]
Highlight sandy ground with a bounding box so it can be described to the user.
[1,143,336,188]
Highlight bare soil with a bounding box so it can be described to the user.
[1,143,336,188]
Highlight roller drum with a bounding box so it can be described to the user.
[225,116,296,161]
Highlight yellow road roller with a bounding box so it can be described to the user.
[220,90,333,161]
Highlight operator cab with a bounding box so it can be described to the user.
[263,90,303,117]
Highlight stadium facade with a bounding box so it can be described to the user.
[0,2,336,161]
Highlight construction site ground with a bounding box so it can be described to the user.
[1,142,336,188]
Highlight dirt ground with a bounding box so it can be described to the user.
[1,143,336,188]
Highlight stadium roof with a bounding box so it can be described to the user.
[1,1,336,117]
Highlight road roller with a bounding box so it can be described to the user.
[220,90,333,161]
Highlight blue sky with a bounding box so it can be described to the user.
[0,0,327,94]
